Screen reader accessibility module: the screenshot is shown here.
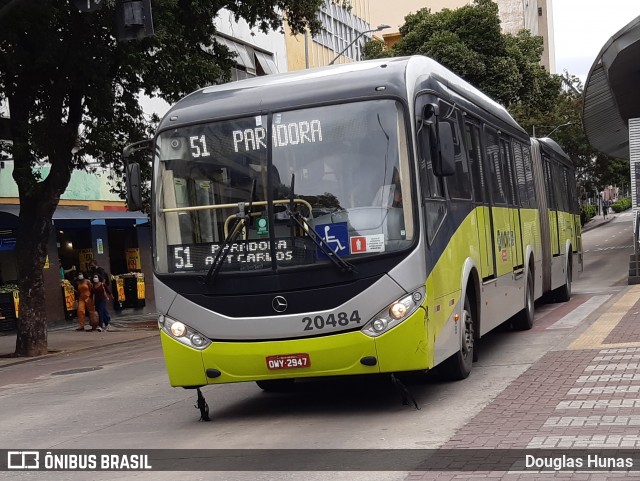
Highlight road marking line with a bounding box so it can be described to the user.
[547,295,610,330]
[569,285,640,350]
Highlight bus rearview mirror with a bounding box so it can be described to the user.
[126,162,143,211]
[435,122,455,177]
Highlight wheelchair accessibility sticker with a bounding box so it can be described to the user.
[314,222,349,258]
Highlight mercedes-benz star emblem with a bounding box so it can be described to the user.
[272,296,288,313]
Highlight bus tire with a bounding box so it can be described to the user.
[441,296,474,381]
[554,261,572,302]
[513,269,535,330]
[256,379,295,392]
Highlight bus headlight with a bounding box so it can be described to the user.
[362,286,425,337]
[159,315,212,351]
[170,321,187,337]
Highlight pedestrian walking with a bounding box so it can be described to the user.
[92,275,113,331]
[74,274,97,331]
[603,201,608,220]
[89,259,109,283]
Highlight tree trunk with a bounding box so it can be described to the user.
[14,194,59,357]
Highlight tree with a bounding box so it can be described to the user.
[361,0,629,201]
[364,0,560,113]
[0,0,325,356]
[512,72,629,199]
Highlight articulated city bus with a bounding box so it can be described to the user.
[126,56,581,420]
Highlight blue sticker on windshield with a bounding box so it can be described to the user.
[314,222,350,258]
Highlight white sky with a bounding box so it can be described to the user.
[553,0,640,81]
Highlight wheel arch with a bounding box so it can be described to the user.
[461,258,481,340]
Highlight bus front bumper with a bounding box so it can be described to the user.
[159,308,430,387]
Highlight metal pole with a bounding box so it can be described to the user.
[328,24,390,65]
[304,31,309,69]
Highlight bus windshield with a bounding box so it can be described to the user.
[154,99,415,274]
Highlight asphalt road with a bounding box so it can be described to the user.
[0,213,634,481]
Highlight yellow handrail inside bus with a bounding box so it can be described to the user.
[161,198,313,239]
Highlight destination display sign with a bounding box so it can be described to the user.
[182,117,324,161]
[167,238,315,273]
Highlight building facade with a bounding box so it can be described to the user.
[214,8,287,80]
[0,163,153,329]
[369,0,555,72]
[285,0,373,70]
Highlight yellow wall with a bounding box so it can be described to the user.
[0,198,126,211]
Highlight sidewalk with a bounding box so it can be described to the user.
[0,312,159,369]
[581,212,616,232]
[412,287,640,478]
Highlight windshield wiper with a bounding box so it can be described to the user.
[203,179,256,285]
[286,173,356,273]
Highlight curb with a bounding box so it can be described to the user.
[581,215,615,233]
[0,331,158,370]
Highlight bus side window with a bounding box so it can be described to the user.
[465,122,486,204]
[485,127,507,204]
[522,145,536,207]
[513,142,529,208]
[499,138,516,206]
[443,107,471,200]
[543,156,556,210]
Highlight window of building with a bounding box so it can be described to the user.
[314,0,370,62]
[214,36,278,80]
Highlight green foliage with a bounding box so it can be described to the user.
[369,0,559,109]
[362,39,392,60]
[514,72,630,196]
[363,0,630,198]
[0,0,327,353]
[583,204,597,223]
[612,197,632,213]
[0,1,325,184]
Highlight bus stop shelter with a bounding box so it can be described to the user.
[582,14,640,284]
[583,14,640,161]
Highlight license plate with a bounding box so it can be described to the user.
[266,353,311,370]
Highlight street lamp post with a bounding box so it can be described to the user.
[328,24,390,65]
[533,121,574,138]
[545,121,574,138]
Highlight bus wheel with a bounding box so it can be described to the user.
[554,262,572,302]
[441,296,474,381]
[513,269,534,330]
[256,379,295,392]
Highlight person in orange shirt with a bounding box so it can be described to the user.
[75,274,96,331]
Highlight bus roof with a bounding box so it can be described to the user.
[159,56,525,136]
[536,137,573,166]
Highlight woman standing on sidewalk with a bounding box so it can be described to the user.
[75,274,96,331]
[92,275,113,331]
